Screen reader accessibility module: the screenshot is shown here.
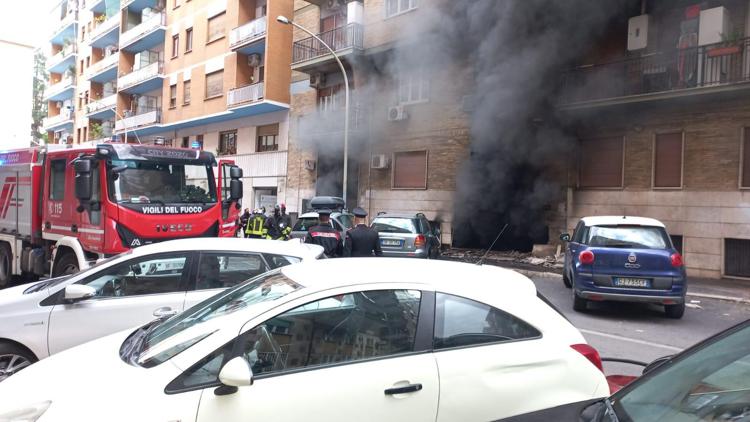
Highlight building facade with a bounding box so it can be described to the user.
[43,0,294,209]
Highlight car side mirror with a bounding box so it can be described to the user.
[560,233,571,242]
[64,284,96,303]
[216,356,253,395]
[642,355,672,375]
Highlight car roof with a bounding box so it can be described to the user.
[120,237,324,260]
[280,258,537,297]
[299,212,352,218]
[580,215,666,228]
[373,213,420,219]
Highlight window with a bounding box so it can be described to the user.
[218,130,237,155]
[386,0,417,17]
[171,35,179,58]
[670,234,683,255]
[49,159,66,200]
[393,150,427,189]
[579,137,624,188]
[742,128,750,188]
[397,69,429,104]
[653,132,683,188]
[77,253,191,298]
[586,225,670,249]
[434,293,540,349]
[256,124,279,152]
[318,85,342,112]
[195,253,267,290]
[169,84,177,108]
[206,12,226,43]
[725,238,750,278]
[181,136,189,148]
[195,134,204,150]
[173,0,180,8]
[185,27,193,52]
[183,80,191,104]
[205,70,223,98]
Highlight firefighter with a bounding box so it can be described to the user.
[344,207,383,257]
[264,206,282,240]
[304,209,343,257]
[245,209,267,239]
[239,208,251,238]
[279,203,292,228]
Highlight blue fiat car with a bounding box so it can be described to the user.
[560,216,687,319]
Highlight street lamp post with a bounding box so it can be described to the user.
[276,15,350,207]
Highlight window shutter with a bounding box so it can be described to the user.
[257,124,279,137]
[579,137,623,188]
[393,151,427,189]
[654,133,683,188]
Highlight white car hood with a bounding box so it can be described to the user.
[0,328,198,422]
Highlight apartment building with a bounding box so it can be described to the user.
[559,0,750,279]
[43,0,294,209]
[285,0,471,244]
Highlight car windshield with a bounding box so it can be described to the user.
[611,323,750,422]
[134,271,302,367]
[372,217,417,234]
[23,253,130,294]
[587,225,669,249]
[336,214,354,230]
[107,159,217,204]
[293,217,321,232]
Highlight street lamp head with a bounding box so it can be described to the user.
[276,15,291,25]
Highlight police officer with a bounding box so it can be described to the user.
[245,208,267,239]
[265,205,282,240]
[344,207,383,257]
[304,209,343,257]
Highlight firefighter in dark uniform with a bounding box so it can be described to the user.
[344,207,382,257]
[304,209,343,257]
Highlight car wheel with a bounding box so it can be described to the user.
[562,269,572,289]
[53,252,79,277]
[0,343,37,382]
[573,290,588,312]
[665,302,685,319]
[0,243,12,289]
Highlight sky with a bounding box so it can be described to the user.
[0,0,58,48]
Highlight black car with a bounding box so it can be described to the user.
[496,319,750,421]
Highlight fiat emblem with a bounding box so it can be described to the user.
[628,252,637,263]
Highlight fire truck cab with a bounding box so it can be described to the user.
[0,143,243,288]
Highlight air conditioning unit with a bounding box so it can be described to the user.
[387,105,408,121]
[371,154,389,169]
[304,159,316,171]
[309,72,326,89]
[247,53,262,68]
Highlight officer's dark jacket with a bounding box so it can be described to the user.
[344,225,382,257]
[304,224,343,257]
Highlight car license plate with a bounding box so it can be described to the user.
[381,239,402,247]
[614,277,651,288]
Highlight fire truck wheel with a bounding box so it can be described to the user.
[0,243,12,289]
[53,252,79,277]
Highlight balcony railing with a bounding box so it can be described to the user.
[227,82,264,107]
[45,76,76,98]
[224,150,288,178]
[292,23,364,64]
[561,37,750,105]
[115,107,161,131]
[43,111,74,128]
[86,94,117,114]
[299,102,368,136]
[90,15,119,42]
[120,12,166,48]
[119,61,163,89]
[87,52,119,77]
[230,16,267,49]
[47,44,77,69]
[51,10,78,36]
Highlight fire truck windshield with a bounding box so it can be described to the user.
[108,160,217,205]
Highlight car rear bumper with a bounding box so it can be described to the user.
[380,249,429,258]
[577,290,685,304]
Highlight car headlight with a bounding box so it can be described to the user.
[0,401,51,422]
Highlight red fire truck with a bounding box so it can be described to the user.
[0,143,243,288]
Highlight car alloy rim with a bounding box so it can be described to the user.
[0,353,32,381]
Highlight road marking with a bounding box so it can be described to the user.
[580,328,683,352]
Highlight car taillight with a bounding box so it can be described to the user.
[579,250,595,265]
[415,235,426,248]
[671,253,683,267]
[571,343,603,372]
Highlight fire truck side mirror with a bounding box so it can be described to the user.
[230,166,243,180]
[230,179,243,201]
[74,160,94,201]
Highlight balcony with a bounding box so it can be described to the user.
[225,150,288,178]
[88,0,115,13]
[43,110,74,131]
[230,16,267,54]
[227,82,264,108]
[560,37,750,109]
[120,12,166,53]
[46,44,77,74]
[86,52,119,82]
[86,94,117,119]
[44,76,76,101]
[89,15,120,48]
[121,0,158,12]
[115,107,161,132]
[50,10,78,45]
[292,23,363,72]
[118,61,164,94]
[298,102,368,143]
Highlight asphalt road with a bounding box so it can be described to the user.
[529,275,749,376]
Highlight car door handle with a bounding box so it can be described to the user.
[384,383,422,395]
[153,306,178,319]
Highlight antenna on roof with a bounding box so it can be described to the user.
[476,223,509,266]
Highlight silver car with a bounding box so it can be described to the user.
[371,213,441,259]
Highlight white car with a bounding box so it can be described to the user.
[0,238,323,381]
[0,259,608,422]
